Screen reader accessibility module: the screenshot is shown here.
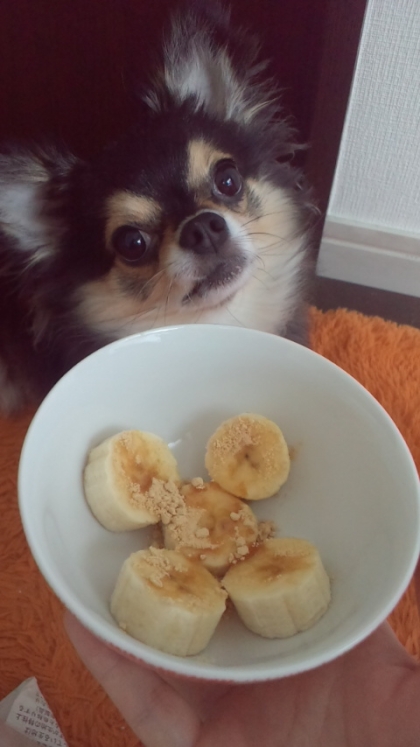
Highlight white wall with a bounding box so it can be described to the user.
[317,0,420,295]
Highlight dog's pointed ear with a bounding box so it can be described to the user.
[143,4,276,126]
[0,145,83,266]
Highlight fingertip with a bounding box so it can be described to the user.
[62,611,201,747]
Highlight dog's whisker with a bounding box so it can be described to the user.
[224,304,246,328]
[163,277,176,323]
[234,228,293,250]
[240,231,291,243]
[238,209,296,230]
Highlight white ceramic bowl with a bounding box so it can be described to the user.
[18,325,420,682]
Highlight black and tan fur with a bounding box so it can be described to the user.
[0,4,314,413]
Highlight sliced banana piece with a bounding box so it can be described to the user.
[110,548,227,656]
[163,481,259,576]
[205,413,290,500]
[84,430,180,531]
[222,537,331,638]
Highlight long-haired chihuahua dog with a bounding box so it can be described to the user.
[0,4,314,413]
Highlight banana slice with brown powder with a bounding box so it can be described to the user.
[162,481,260,576]
[222,537,331,638]
[110,548,227,656]
[83,430,180,531]
[205,414,290,500]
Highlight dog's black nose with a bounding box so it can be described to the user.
[179,212,229,254]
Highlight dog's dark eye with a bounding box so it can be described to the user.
[112,226,151,265]
[213,160,243,198]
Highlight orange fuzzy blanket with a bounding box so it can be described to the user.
[1,307,419,746]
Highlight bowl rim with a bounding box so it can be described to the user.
[18,324,420,682]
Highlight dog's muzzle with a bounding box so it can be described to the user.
[179,211,229,256]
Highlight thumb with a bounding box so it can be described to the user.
[64,611,200,747]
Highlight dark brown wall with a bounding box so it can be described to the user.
[0,0,367,254]
[0,0,329,156]
[306,0,368,225]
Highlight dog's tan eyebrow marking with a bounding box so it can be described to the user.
[187,139,231,191]
[105,192,162,244]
